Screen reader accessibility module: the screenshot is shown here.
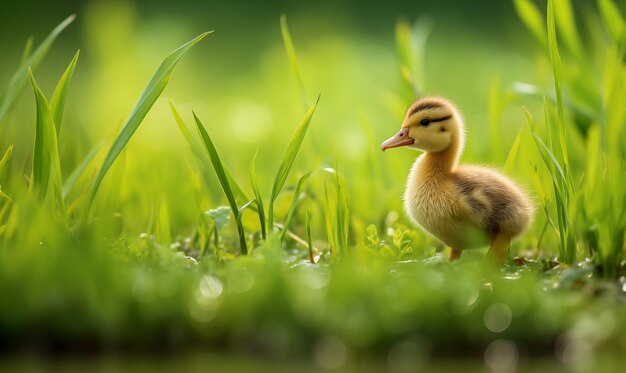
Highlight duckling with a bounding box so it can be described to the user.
[381,97,533,265]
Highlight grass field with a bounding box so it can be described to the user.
[0,0,625,370]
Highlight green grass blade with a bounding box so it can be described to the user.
[554,0,583,59]
[547,0,569,172]
[584,125,601,194]
[510,81,596,121]
[225,168,251,205]
[322,175,335,254]
[395,20,417,98]
[0,188,11,204]
[29,69,53,199]
[280,14,308,108]
[0,145,13,180]
[28,69,65,212]
[169,100,252,203]
[237,199,256,255]
[19,36,35,67]
[513,0,547,46]
[279,172,311,243]
[268,95,319,230]
[395,20,421,99]
[50,50,80,133]
[250,149,266,239]
[503,129,523,172]
[319,166,350,255]
[193,112,247,255]
[531,131,567,187]
[238,199,256,218]
[193,113,238,218]
[155,197,172,245]
[168,99,193,144]
[305,210,314,263]
[598,0,625,42]
[88,32,210,209]
[394,18,433,100]
[62,141,102,199]
[334,168,350,253]
[0,15,76,123]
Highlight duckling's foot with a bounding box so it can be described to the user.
[488,233,511,266]
[450,248,462,261]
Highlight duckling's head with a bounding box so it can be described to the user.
[381,97,463,153]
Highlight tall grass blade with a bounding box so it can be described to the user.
[155,196,172,245]
[0,189,11,204]
[584,125,601,196]
[547,0,569,174]
[268,95,319,230]
[598,0,625,43]
[62,141,102,200]
[0,145,13,180]
[28,69,65,213]
[168,100,193,143]
[280,14,308,107]
[50,50,80,133]
[553,0,583,59]
[169,100,252,203]
[0,15,76,122]
[320,166,350,255]
[19,36,34,67]
[513,0,547,46]
[530,132,567,187]
[503,129,523,172]
[306,210,314,263]
[395,20,417,99]
[510,81,596,121]
[193,112,247,255]
[250,149,266,239]
[224,168,252,205]
[88,32,210,210]
[322,176,335,254]
[334,168,350,253]
[279,172,311,243]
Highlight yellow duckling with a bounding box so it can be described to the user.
[381,97,533,265]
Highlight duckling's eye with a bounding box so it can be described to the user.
[419,118,431,126]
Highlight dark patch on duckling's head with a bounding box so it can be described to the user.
[407,99,444,117]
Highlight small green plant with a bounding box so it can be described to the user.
[174,96,319,255]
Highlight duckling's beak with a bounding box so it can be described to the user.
[380,127,414,151]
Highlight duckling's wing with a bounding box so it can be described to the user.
[451,166,531,236]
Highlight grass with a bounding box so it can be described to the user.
[28,67,67,218]
[0,14,76,123]
[193,112,249,254]
[87,31,210,214]
[267,96,319,237]
[0,0,625,367]
[514,0,626,276]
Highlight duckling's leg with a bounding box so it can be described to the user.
[488,233,511,266]
[450,248,462,261]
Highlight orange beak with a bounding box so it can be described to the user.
[380,127,413,151]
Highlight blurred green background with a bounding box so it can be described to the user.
[1,0,625,369]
